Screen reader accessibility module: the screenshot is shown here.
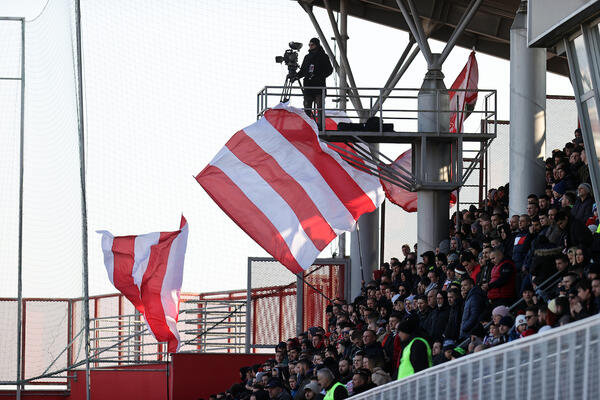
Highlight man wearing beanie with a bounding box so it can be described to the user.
[396,317,432,380]
[296,37,333,120]
[572,182,594,223]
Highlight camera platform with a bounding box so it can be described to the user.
[257,85,497,192]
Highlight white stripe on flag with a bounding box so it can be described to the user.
[210,146,321,268]
[320,140,385,213]
[243,117,353,233]
[98,231,115,285]
[274,103,384,214]
[160,223,189,351]
[132,232,161,292]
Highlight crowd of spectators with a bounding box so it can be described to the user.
[207,128,600,400]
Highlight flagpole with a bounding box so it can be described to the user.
[73,1,91,399]
[16,17,26,400]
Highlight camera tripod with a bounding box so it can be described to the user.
[281,68,303,103]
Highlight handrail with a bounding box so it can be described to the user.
[354,312,600,399]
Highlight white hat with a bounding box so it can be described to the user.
[515,314,527,327]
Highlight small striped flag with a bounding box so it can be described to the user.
[196,103,384,273]
[97,217,189,353]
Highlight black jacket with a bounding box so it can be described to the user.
[563,217,594,248]
[429,305,450,343]
[572,196,594,223]
[297,45,333,91]
[444,301,463,341]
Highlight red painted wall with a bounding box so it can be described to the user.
[170,353,272,400]
[1,354,272,400]
[70,364,168,400]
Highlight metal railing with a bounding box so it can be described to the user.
[257,86,497,139]
[354,313,600,400]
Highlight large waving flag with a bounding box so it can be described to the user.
[196,103,384,273]
[449,51,478,133]
[98,217,189,353]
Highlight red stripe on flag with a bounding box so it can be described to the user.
[264,109,376,220]
[225,130,337,251]
[196,165,304,273]
[111,236,144,313]
[140,231,179,352]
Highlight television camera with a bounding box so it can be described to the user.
[275,41,304,102]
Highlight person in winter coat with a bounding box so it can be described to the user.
[363,354,392,386]
[556,209,593,249]
[459,277,488,340]
[429,291,450,343]
[488,248,517,307]
[443,288,463,341]
[295,38,333,120]
[572,183,594,223]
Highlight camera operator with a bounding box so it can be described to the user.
[295,38,333,119]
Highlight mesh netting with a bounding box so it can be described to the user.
[487,96,578,190]
[248,259,345,351]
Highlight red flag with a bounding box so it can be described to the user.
[196,103,384,273]
[381,150,456,212]
[449,51,478,133]
[98,217,189,353]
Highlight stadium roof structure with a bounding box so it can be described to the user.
[305,0,570,76]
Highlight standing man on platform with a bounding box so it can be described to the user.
[316,368,348,400]
[296,38,333,120]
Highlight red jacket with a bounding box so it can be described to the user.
[487,259,516,300]
[470,264,481,283]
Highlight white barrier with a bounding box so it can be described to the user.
[354,314,600,400]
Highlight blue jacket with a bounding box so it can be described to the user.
[460,285,487,339]
[511,230,531,270]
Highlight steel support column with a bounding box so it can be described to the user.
[337,0,348,258]
[416,57,451,257]
[350,174,380,299]
[508,1,546,216]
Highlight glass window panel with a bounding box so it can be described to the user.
[585,98,600,169]
[574,35,594,93]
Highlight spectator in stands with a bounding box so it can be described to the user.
[294,359,312,400]
[444,288,463,341]
[351,369,376,395]
[396,318,432,380]
[512,215,532,273]
[302,382,323,400]
[361,329,384,360]
[316,368,348,400]
[267,378,292,400]
[352,352,364,374]
[572,183,594,223]
[591,277,600,311]
[576,279,597,315]
[556,209,593,249]
[488,248,517,307]
[338,359,352,385]
[461,250,482,285]
[363,354,392,385]
[459,277,487,340]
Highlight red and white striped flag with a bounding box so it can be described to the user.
[98,216,189,353]
[449,51,478,133]
[196,103,384,273]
